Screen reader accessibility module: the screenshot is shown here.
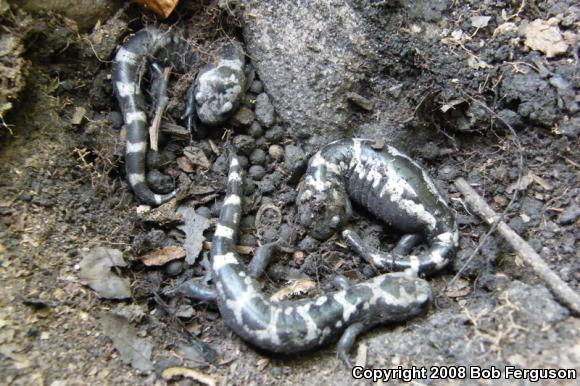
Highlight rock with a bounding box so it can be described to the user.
[559,204,580,225]
[242,1,367,139]
[268,145,284,161]
[146,170,174,193]
[500,70,558,128]
[107,111,123,130]
[230,106,255,128]
[247,121,264,139]
[238,155,249,169]
[249,148,267,165]
[211,153,229,175]
[503,281,569,326]
[255,93,276,127]
[165,260,184,276]
[232,135,256,156]
[250,80,264,94]
[264,126,285,143]
[346,92,373,111]
[298,236,320,253]
[248,165,266,180]
[559,116,579,138]
[258,172,281,194]
[283,144,306,171]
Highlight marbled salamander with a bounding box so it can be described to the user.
[209,153,431,365]
[297,138,458,276]
[112,27,245,205]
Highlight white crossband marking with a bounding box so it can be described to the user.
[126,141,147,154]
[115,47,139,64]
[125,111,146,124]
[224,195,241,206]
[212,252,238,270]
[215,224,234,239]
[128,173,145,185]
[116,82,141,97]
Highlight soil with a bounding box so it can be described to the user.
[0,1,578,385]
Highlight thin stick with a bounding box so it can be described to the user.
[149,67,171,151]
[455,177,580,315]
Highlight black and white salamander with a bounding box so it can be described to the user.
[206,153,431,365]
[296,138,459,276]
[112,27,245,205]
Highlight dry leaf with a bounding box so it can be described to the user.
[178,207,210,265]
[523,19,569,58]
[445,278,472,298]
[78,247,131,299]
[133,0,179,19]
[470,15,491,29]
[177,156,195,173]
[270,279,316,302]
[161,367,217,386]
[506,172,533,194]
[202,241,254,255]
[183,146,211,169]
[100,313,153,373]
[139,246,186,266]
[257,358,270,371]
[531,173,552,190]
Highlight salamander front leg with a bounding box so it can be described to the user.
[331,275,351,290]
[342,228,392,270]
[165,280,217,302]
[337,322,366,367]
[247,241,293,278]
[391,234,423,256]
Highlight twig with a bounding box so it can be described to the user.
[455,178,580,316]
[149,67,171,151]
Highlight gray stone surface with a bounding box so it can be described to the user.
[242,0,368,142]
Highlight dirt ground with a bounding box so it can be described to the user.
[0,1,578,385]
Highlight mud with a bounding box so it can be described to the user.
[0,0,578,385]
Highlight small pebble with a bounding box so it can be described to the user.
[249,148,267,165]
[264,126,284,143]
[559,204,580,225]
[230,106,255,128]
[247,121,264,139]
[249,165,266,180]
[297,236,320,253]
[232,135,256,156]
[255,93,276,128]
[255,137,267,149]
[268,145,284,161]
[250,80,264,94]
[238,155,249,169]
[284,144,306,170]
[165,260,184,276]
[107,111,123,130]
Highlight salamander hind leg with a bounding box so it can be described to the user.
[337,322,367,367]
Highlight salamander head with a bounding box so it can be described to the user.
[195,43,246,126]
[370,273,432,323]
[296,184,349,240]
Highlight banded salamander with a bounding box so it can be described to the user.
[112,27,245,205]
[297,138,458,276]
[208,153,431,365]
